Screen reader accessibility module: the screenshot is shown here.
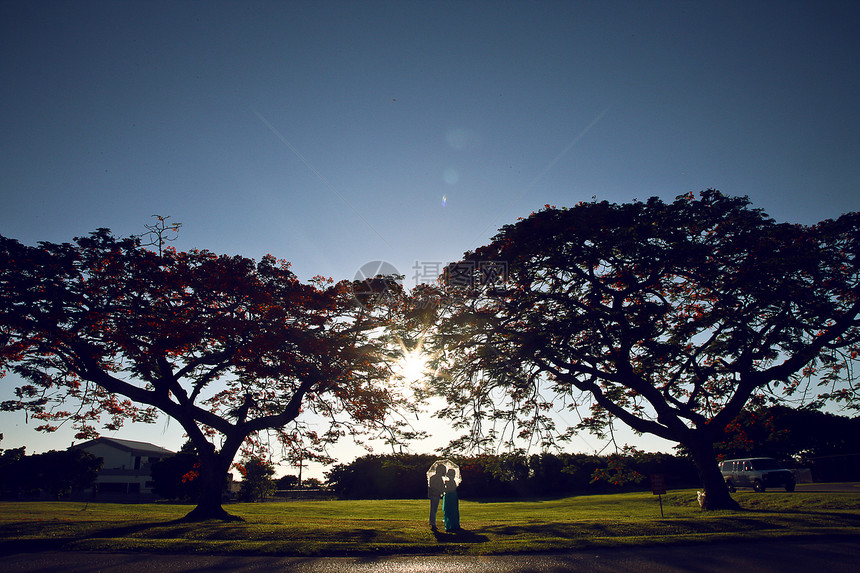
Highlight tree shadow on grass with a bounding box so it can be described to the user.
[0,520,184,555]
[481,522,597,539]
[736,507,860,521]
[83,520,188,540]
[1,517,186,541]
[432,528,489,543]
[329,528,379,543]
[479,510,860,541]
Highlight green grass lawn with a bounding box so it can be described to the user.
[1,489,858,556]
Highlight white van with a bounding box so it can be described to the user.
[719,457,796,492]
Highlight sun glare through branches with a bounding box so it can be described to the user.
[393,338,432,389]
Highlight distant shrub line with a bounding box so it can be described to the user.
[324,452,702,500]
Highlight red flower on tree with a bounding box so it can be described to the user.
[427,191,860,510]
[0,229,410,521]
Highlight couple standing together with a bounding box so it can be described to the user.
[428,464,460,531]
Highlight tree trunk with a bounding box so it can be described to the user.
[179,449,242,522]
[686,436,741,511]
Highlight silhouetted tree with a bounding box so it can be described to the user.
[0,230,412,520]
[527,453,567,495]
[236,456,275,501]
[0,445,100,499]
[150,444,203,501]
[325,454,438,499]
[714,404,860,462]
[276,475,299,489]
[32,449,102,499]
[0,443,29,498]
[132,214,182,256]
[302,477,323,489]
[323,452,697,499]
[427,191,860,509]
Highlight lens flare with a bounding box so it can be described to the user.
[397,348,429,383]
[393,338,432,388]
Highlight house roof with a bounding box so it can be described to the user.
[72,437,175,456]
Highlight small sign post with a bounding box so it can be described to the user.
[650,474,667,518]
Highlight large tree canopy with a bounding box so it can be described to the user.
[714,404,860,464]
[0,230,408,520]
[427,191,860,509]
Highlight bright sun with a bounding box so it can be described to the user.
[394,340,430,384]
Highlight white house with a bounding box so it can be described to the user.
[71,437,174,499]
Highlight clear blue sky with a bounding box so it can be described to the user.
[2,1,859,477]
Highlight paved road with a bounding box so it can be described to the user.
[3,537,858,572]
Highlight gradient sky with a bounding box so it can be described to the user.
[2,1,859,478]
